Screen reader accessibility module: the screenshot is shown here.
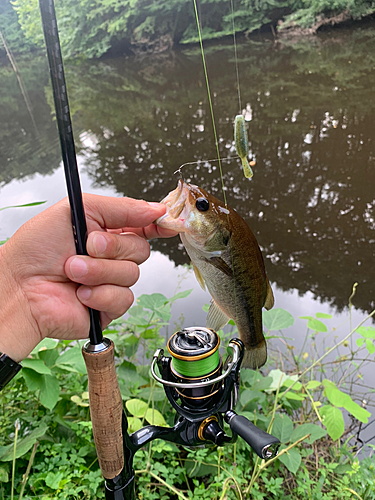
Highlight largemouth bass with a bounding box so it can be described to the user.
[155,180,274,369]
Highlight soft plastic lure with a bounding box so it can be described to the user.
[234,115,253,179]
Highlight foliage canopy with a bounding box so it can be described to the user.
[3,0,375,58]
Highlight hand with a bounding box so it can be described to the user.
[0,194,177,361]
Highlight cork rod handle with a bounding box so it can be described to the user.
[82,340,124,479]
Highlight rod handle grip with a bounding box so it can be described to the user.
[83,340,124,479]
[225,411,280,459]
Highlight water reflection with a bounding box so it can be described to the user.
[2,27,375,315]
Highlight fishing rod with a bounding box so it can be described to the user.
[38,2,280,498]
[38,0,132,496]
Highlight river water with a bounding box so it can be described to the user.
[1,25,375,447]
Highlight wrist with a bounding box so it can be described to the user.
[0,243,41,362]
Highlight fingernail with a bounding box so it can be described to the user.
[147,202,162,208]
[93,233,107,254]
[77,286,91,301]
[70,257,88,279]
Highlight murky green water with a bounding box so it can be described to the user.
[2,26,375,316]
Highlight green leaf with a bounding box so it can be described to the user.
[344,399,371,423]
[21,358,51,375]
[128,305,146,317]
[283,378,303,391]
[278,446,301,473]
[126,398,148,418]
[39,374,60,410]
[0,201,46,211]
[316,312,332,319]
[267,369,290,391]
[122,334,139,358]
[38,348,59,367]
[320,405,345,441]
[239,389,265,407]
[263,308,294,331]
[240,369,256,387]
[118,361,147,388]
[137,293,168,310]
[356,338,365,348]
[137,387,166,402]
[45,471,64,489]
[23,369,60,409]
[168,289,193,302]
[306,380,321,390]
[365,339,375,354]
[0,423,48,461]
[290,423,327,444]
[56,347,86,374]
[71,395,89,407]
[30,338,58,354]
[322,380,351,407]
[145,408,166,426]
[22,368,44,392]
[128,417,143,433]
[153,305,172,322]
[299,316,328,332]
[251,374,273,391]
[140,328,160,339]
[356,326,375,339]
[126,315,154,327]
[272,413,293,443]
[0,467,8,482]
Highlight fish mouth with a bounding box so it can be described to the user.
[155,179,188,229]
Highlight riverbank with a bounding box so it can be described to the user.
[3,0,375,59]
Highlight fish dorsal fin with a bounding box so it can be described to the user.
[192,263,206,291]
[264,278,274,310]
[206,300,230,332]
[206,256,233,278]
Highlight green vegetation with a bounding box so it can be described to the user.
[2,0,375,58]
[1,289,374,499]
[0,0,37,57]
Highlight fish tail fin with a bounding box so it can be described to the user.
[241,157,253,179]
[241,339,267,369]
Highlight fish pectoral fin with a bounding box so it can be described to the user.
[222,227,231,247]
[264,278,274,310]
[192,263,206,291]
[206,300,230,332]
[205,256,233,278]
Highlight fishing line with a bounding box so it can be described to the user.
[192,0,227,208]
[174,155,241,175]
[230,0,242,114]
[192,0,240,331]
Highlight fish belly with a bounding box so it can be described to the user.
[181,235,267,369]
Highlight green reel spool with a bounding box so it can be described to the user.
[167,327,222,408]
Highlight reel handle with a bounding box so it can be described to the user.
[225,411,280,459]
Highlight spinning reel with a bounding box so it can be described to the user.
[105,327,280,498]
[150,327,281,457]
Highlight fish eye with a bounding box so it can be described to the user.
[196,197,209,212]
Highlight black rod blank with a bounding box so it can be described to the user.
[38,0,103,345]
